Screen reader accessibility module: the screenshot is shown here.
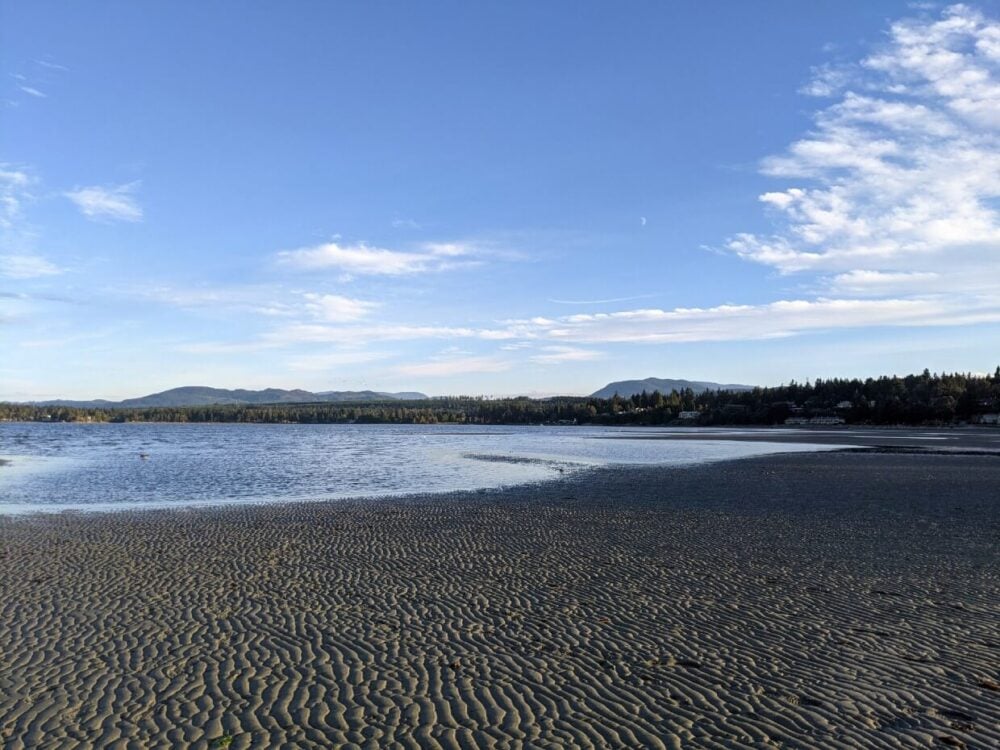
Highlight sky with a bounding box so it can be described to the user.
[2,1,1000,399]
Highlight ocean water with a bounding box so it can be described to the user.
[0,423,833,514]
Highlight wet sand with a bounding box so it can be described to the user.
[598,425,1000,452]
[1,451,998,749]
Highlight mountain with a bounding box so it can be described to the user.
[34,386,428,409]
[590,377,754,399]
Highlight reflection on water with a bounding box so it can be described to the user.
[0,423,833,514]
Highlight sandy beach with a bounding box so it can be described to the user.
[1,450,998,749]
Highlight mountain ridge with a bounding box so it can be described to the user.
[31,386,429,409]
[591,377,754,399]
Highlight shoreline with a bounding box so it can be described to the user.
[0,435,845,517]
[3,441,999,518]
[2,419,998,430]
[2,452,998,748]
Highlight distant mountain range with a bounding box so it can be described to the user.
[32,386,428,409]
[590,377,754,399]
[27,380,754,409]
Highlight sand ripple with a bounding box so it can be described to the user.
[1,453,998,748]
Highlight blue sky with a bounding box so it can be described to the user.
[3,1,1000,399]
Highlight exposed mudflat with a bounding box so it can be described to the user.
[1,452,997,749]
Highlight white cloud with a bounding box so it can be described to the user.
[547,293,656,305]
[139,284,295,317]
[286,350,391,371]
[35,59,69,71]
[397,355,511,377]
[18,329,114,349]
[174,340,282,355]
[18,86,46,98]
[303,293,378,322]
[422,241,472,257]
[0,254,62,279]
[529,345,604,365]
[0,169,63,281]
[391,218,421,229]
[66,182,143,222]
[268,322,516,345]
[731,3,1000,299]
[799,63,851,97]
[508,296,1000,344]
[255,292,1000,354]
[827,269,940,295]
[276,240,478,276]
[0,168,29,187]
[144,285,384,324]
[0,166,31,229]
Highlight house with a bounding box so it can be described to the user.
[677,411,700,420]
[836,400,853,410]
[785,416,845,426]
[809,416,846,425]
[974,413,1000,425]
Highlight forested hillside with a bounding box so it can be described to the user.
[2,369,998,426]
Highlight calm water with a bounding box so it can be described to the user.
[0,423,833,514]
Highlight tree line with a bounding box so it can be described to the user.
[2,368,998,426]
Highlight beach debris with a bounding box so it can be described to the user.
[139,452,150,459]
[209,735,234,749]
[977,678,1000,691]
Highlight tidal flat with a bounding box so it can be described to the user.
[1,451,998,749]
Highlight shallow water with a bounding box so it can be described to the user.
[0,423,834,513]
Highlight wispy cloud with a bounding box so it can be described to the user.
[66,182,143,223]
[250,293,1000,354]
[547,293,656,306]
[509,296,1000,344]
[391,217,421,229]
[138,284,295,317]
[0,166,31,229]
[529,345,604,365]
[286,349,391,371]
[397,354,511,377]
[798,63,851,97]
[1,254,63,279]
[826,270,941,296]
[18,86,46,98]
[303,293,378,322]
[174,289,1000,358]
[276,240,480,276]
[174,340,282,355]
[267,323,516,346]
[18,329,114,349]
[0,169,61,280]
[728,3,1000,301]
[34,59,69,72]
[140,284,385,324]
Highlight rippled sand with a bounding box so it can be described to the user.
[1,452,998,749]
